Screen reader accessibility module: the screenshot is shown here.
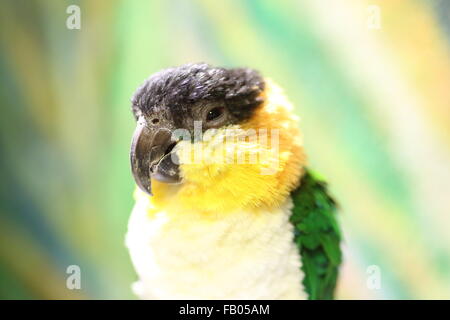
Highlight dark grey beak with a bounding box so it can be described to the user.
[130,120,181,195]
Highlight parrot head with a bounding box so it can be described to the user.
[130,63,306,214]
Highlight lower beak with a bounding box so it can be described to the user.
[130,122,180,195]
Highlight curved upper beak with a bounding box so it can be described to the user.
[130,120,180,195]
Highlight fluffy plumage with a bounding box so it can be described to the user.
[127,63,341,300]
[126,192,306,299]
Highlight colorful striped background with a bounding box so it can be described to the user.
[0,0,449,299]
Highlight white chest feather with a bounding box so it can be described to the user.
[125,196,306,299]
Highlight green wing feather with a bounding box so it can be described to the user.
[290,169,342,300]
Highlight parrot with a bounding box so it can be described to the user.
[126,63,341,300]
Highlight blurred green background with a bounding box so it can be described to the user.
[1,0,450,299]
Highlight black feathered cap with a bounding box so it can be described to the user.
[131,63,265,126]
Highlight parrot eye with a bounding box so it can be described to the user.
[206,106,225,122]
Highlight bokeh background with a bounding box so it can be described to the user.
[1,0,449,299]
